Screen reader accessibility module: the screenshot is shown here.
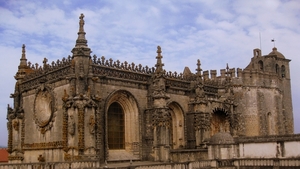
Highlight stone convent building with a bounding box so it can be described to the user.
[6,14,298,165]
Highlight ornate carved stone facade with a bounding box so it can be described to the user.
[6,14,294,163]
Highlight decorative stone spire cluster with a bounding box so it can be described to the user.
[155,46,164,74]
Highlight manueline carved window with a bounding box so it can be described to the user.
[210,110,230,136]
[108,102,125,149]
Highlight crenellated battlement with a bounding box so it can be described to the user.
[200,67,242,82]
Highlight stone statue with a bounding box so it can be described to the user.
[276,143,282,158]
[89,115,96,134]
[79,13,85,32]
[68,115,75,136]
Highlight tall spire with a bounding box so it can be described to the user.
[75,13,88,47]
[72,13,91,57]
[15,44,29,80]
[155,46,164,74]
[19,44,27,69]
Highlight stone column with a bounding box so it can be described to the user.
[152,108,171,162]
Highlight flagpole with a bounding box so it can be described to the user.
[271,39,276,47]
[259,32,262,50]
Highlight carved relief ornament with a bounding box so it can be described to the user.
[34,84,56,134]
[152,109,171,128]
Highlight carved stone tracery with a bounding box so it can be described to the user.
[194,112,210,131]
[152,109,171,128]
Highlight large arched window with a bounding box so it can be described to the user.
[108,102,125,149]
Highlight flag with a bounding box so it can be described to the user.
[271,39,275,42]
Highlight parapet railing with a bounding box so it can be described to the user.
[1,158,300,169]
[0,160,100,169]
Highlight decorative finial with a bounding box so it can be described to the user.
[19,44,27,68]
[157,46,162,55]
[226,63,230,78]
[22,44,26,59]
[155,46,164,74]
[75,13,88,47]
[196,59,202,76]
[43,58,48,69]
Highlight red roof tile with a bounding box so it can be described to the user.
[0,149,8,163]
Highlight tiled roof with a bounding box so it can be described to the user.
[0,149,8,162]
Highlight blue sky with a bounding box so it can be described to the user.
[0,0,299,146]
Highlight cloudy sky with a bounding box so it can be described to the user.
[0,0,299,146]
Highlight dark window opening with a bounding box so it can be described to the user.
[258,60,264,71]
[108,102,125,149]
[281,65,285,78]
[276,64,279,74]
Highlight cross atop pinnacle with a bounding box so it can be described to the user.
[75,13,88,47]
[155,46,164,74]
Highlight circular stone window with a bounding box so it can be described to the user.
[34,91,53,128]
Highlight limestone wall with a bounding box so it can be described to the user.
[21,83,69,163]
[239,141,300,158]
[239,142,277,158]
[284,141,300,158]
[23,149,64,163]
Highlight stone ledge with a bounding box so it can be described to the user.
[235,134,300,143]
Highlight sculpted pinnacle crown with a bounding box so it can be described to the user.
[72,13,92,57]
[19,44,27,68]
[155,46,164,74]
[75,13,88,47]
[79,13,85,33]
[196,59,202,75]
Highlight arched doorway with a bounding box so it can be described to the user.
[168,102,185,149]
[210,108,230,136]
